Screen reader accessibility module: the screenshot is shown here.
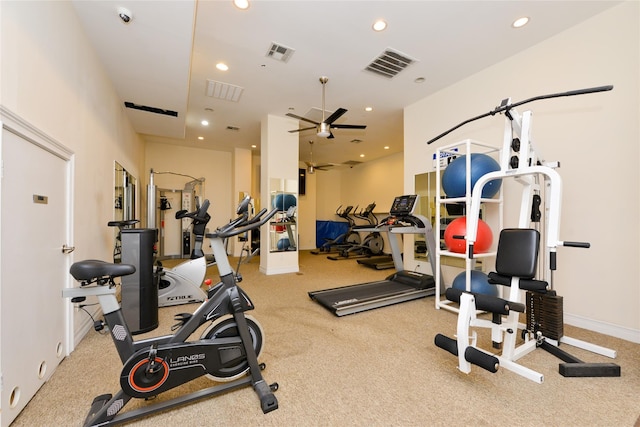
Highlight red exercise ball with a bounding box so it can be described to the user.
[444,217,493,254]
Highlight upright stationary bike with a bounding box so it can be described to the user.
[63,196,279,426]
[156,199,210,306]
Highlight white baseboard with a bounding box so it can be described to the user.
[259,265,299,275]
[564,312,640,344]
[73,314,94,350]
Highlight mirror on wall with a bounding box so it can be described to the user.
[113,162,137,261]
[114,161,136,222]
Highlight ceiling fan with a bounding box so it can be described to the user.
[304,140,334,174]
[287,76,366,139]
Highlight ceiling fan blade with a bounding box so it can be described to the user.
[324,107,347,125]
[288,126,317,133]
[327,131,335,139]
[331,124,367,129]
[286,112,319,125]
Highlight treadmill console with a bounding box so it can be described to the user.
[389,195,418,216]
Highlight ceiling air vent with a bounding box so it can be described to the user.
[124,102,178,117]
[266,42,295,63]
[206,80,244,102]
[364,48,417,78]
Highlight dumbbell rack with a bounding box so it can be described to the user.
[434,138,503,313]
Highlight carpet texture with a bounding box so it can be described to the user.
[12,251,640,426]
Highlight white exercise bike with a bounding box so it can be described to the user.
[156,199,210,307]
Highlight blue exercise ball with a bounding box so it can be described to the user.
[272,193,297,211]
[452,270,498,297]
[441,153,502,198]
[276,238,290,250]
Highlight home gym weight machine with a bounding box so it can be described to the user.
[63,196,279,426]
[430,85,619,382]
[309,194,441,316]
[146,169,210,307]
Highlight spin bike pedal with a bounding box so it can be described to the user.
[87,393,112,419]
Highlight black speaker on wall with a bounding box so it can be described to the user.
[299,168,306,195]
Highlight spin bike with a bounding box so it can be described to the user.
[63,195,279,426]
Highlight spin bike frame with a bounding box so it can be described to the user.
[63,199,279,425]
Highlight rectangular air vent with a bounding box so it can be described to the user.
[206,80,244,102]
[266,42,295,63]
[364,48,417,78]
[124,102,178,117]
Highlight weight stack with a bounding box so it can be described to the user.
[526,291,564,340]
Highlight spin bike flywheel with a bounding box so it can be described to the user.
[200,314,264,382]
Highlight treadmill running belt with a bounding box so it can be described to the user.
[309,275,435,316]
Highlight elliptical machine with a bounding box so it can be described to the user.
[156,200,210,307]
[63,195,279,425]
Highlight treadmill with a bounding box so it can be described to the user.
[309,195,442,316]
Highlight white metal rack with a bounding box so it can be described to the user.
[434,139,503,313]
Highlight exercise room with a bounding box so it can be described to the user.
[1,1,638,426]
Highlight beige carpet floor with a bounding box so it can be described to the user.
[12,251,640,426]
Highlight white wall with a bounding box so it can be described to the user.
[0,1,145,338]
[404,2,639,342]
[311,152,403,252]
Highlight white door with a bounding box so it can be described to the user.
[0,124,71,426]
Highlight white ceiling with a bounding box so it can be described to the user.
[71,0,619,168]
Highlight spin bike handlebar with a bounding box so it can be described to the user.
[208,207,278,239]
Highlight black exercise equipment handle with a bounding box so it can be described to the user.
[426,85,613,145]
[562,241,591,248]
[210,208,278,239]
[175,199,210,221]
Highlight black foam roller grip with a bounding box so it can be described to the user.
[464,347,499,373]
[434,334,458,356]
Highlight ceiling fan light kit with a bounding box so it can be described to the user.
[287,76,366,139]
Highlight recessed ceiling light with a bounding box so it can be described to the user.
[512,16,529,28]
[365,107,373,112]
[414,77,426,84]
[198,136,204,140]
[216,62,229,71]
[372,19,387,32]
[384,146,389,150]
[233,0,250,10]
[360,154,365,158]
[251,145,257,148]
[201,120,209,126]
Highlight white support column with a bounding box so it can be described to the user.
[260,114,299,275]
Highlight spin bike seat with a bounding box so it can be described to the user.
[70,260,135,281]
